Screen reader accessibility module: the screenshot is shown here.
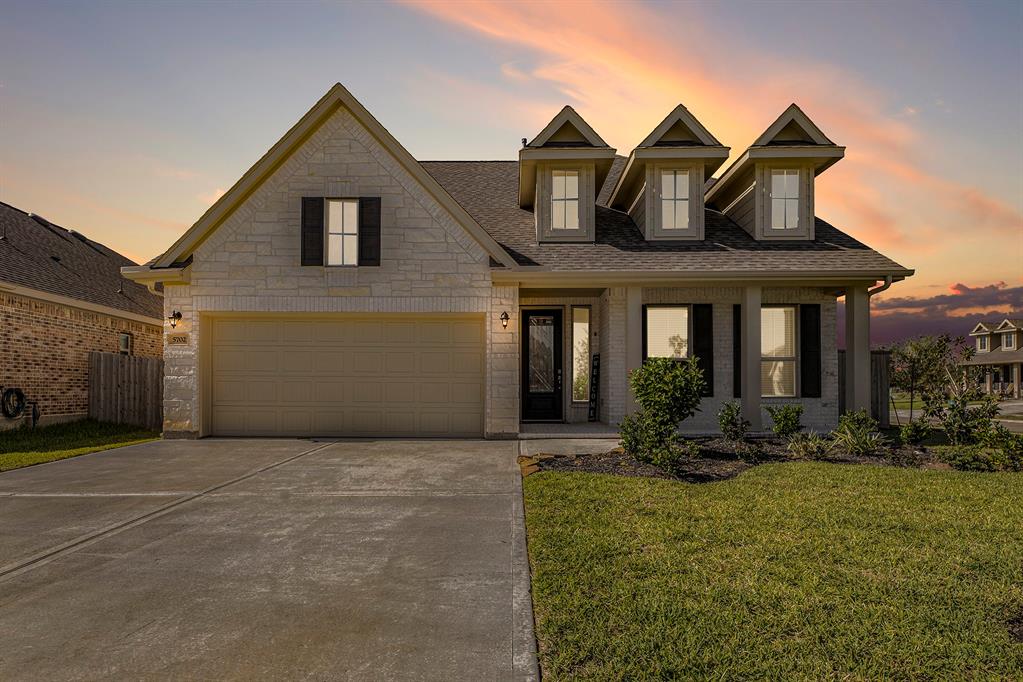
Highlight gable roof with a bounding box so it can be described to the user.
[423,159,912,279]
[753,103,835,146]
[0,202,162,320]
[527,106,610,148]
[145,83,516,271]
[971,321,997,334]
[995,318,1023,331]
[638,104,723,148]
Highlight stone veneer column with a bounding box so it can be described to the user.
[486,285,519,438]
[624,286,643,415]
[740,286,762,431]
[844,286,871,413]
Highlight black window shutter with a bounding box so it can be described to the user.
[358,197,381,266]
[733,304,742,398]
[301,197,324,266]
[692,304,713,397]
[800,304,822,397]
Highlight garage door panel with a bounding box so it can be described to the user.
[211,315,484,437]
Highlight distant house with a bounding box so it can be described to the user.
[964,319,1022,398]
[0,202,163,429]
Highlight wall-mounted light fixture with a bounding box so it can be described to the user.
[168,311,183,329]
[500,311,510,329]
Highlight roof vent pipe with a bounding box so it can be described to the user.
[521,137,527,148]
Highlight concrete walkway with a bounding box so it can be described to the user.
[0,439,537,681]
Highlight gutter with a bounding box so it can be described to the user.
[867,275,894,298]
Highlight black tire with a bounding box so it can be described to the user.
[1,387,26,419]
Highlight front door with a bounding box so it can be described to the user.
[521,309,563,421]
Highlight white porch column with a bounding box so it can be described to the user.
[625,286,643,415]
[985,368,993,394]
[844,285,871,413]
[1014,363,1021,399]
[740,286,762,431]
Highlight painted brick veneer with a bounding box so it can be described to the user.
[0,292,161,428]
[161,106,499,436]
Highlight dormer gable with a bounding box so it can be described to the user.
[608,104,729,241]
[519,106,616,243]
[706,104,845,241]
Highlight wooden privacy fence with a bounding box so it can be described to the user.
[88,352,163,431]
[837,349,891,428]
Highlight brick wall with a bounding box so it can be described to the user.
[163,106,495,436]
[0,291,161,427]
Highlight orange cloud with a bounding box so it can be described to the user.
[403,0,1022,261]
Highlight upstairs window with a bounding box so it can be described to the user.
[326,199,359,266]
[552,170,580,230]
[770,169,799,230]
[761,306,797,397]
[978,335,989,352]
[645,306,689,359]
[660,169,690,230]
[1003,333,1015,350]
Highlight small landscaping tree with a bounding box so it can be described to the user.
[619,357,705,473]
[889,334,975,421]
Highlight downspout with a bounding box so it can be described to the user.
[867,275,894,298]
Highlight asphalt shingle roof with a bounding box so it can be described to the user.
[0,202,163,319]
[423,159,911,275]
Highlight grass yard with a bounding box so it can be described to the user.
[0,419,158,472]
[524,463,1023,680]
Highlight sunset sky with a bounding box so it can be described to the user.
[1,0,1020,343]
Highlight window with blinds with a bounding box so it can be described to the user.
[761,306,796,397]
[645,306,689,359]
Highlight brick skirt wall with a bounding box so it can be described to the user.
[0,292,162,426]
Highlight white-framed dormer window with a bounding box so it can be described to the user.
[1004,332,1016,350]
[978,335,989,352]
[326,199,359,266]
[660,169,690,231]
[551,170,580,230]
[770,169,800,230]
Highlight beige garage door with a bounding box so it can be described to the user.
[209,315,484,437]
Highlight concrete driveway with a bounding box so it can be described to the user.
[0,439,537,681]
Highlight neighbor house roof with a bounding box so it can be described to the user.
[422,158,912,277]
[0,202,162,320]
[961,348,1023,366]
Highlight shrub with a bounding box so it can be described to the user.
[718,401,750,442]
[787,431,830,460]
[943,445,1000,472]
[619,357,706,467]
[766,404,804,439]
[899,418,931,446]
[830,410,886,457]
[980,424,1023,471]
[644,436,701,476]
[925,388,999,446]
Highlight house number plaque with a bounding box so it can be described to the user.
[167,333,190,346]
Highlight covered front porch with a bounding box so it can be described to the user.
[490,278,879,438]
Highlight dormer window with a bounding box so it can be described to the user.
[551,170,580,230]
[1004,332,1016,350]
[770,169,800,230]
[978,335,989,352]
[660,170,690,231]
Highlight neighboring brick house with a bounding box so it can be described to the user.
[0,202,163,428]
[964,319,1023,398]
[124,83,913,439]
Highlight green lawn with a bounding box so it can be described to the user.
[0,419,158,472]
[523,464,1023,680]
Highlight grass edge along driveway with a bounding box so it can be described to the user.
[0,419,158,472]
[523,463,1023,680]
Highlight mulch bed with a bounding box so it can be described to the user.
[1008,612,1023,643]
[521,438,949,484]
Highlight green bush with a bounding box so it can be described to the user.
[943,446,1001,472]
[787,431,830,460]
[899,418,931,446]
[926,393,999,446]
[718,401,750,442]
[830,410,886,457]
[619,357,706,469]
[766,404,804,439]
[645,436,701,476]
[979,424,1023,471]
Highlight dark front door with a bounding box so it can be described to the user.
[522,309,563,421]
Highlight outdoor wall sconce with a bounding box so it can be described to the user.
[168,311,182,329]
[500,311,510,329]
